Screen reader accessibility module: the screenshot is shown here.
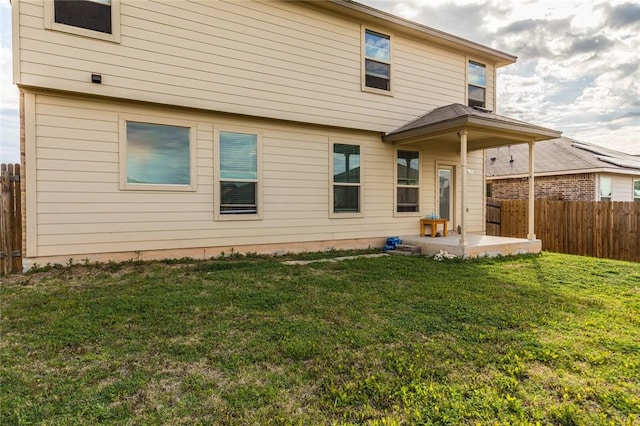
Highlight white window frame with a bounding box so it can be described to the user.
[362,26,393,96]
[44,0,121,43]
[467,59,486,108]
[633,179,640,202]
[394,148,421,217]
[435,162,456,224]
[330,139,364,218]
[119,114,197,192]
[599,175,612,202]
[214,127,263,221]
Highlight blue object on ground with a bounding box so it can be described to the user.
[383,236,402,252]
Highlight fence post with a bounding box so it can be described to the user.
[12,164,22,273]
[1,163,22,275]
[1,164,11,275]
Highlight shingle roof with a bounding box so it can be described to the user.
[382,104,561,148]
[486,137,640,177]
[386,104,558,137]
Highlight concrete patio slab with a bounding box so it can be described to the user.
[400,234,541,258]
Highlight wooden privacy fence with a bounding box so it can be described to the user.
[1,164,22,275]
[487,199,640,262]
[485,199,501,237]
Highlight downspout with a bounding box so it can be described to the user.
[527,140,536,240]
[459,130,469,246]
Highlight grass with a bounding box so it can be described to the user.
[1,251,639,425]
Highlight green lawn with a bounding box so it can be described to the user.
[1,252,639,425]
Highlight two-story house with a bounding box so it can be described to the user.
[12,0,561,267]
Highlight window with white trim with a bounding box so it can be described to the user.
[364,29,391,92]
[633,179,640,202]
[396,150,419,213]
[600,176,612,202]
[468,60,486,108]
[219,131,259,215]
[45,0,120,42]
[333,143,361,214]
[119,116,196,191]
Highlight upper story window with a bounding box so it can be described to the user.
[633,179,640,202]
[364,29,391,92]
[55,0,112,33]
[45,0,120,42]
[333,143,361,214]
[468,60,486,108]
[396,150,420,213]
[119,116,197,191]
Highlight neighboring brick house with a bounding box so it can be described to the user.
[486,138,640,201]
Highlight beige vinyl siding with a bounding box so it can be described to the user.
[26,93,377,257]
[27,92,487,258]
[486,66,496,111]
[606,174,634,202]
[17,0,495,134]
[465,152,485,232]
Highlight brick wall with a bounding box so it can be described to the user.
[489,173,596,200]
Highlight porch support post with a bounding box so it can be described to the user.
[459,129,469,246]
[527,140,536,240]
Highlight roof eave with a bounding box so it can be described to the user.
[383,116,562,144]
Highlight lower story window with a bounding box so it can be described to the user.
[634,179,640,202]
[126,122,191,185]
[120,116,196,191]
[397,150,419,213]
[333,143,361,213]
[220,181,256,214]
[600,176,612,202]
[219,131,258,214]
[334,186,360,213]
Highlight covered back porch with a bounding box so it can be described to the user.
[384,104,562,258]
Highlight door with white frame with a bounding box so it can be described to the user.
[437,165,455,225]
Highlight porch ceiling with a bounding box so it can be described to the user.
[383,104,562,150]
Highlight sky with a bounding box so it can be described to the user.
[1,0,639,163]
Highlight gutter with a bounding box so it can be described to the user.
[487,168,640,180]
